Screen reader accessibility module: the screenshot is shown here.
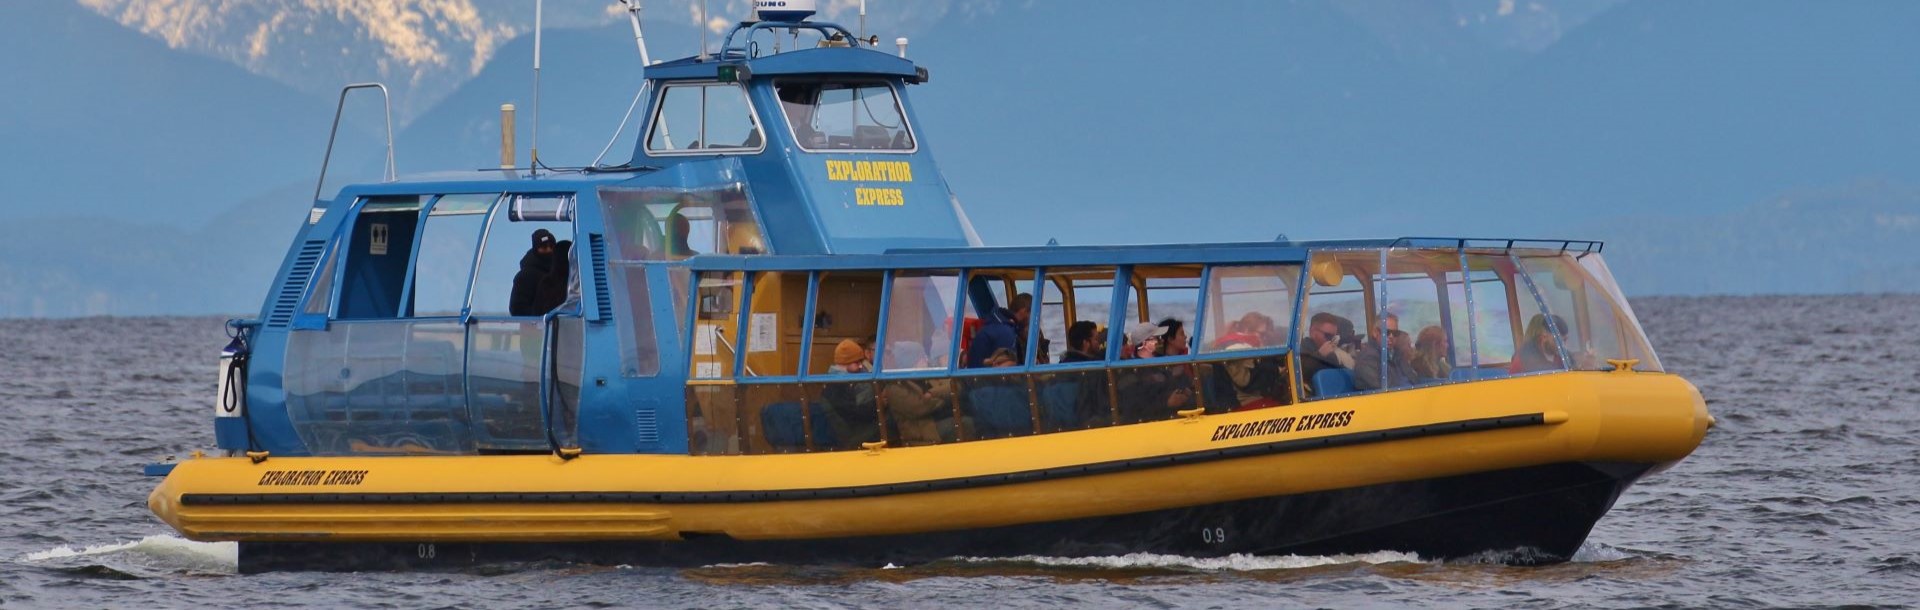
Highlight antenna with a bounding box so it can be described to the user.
[592,0,655,168]
[531,0,545,174]
[860,0,867,40]
[699,0,709,61]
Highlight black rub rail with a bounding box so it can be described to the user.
[180,413,1547,506]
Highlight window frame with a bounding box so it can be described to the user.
[642,81,769,157]
[775,78,920,155]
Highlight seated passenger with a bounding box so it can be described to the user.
[1155,318,1191,357]
[1353,329,1417,391]
[965,304,1020,369]
[1412,325,1452,381]
[1510,314,1574,373]
[1212,312,1273,350]
[666,211,697,259]
[1300,312,1357,396]
[821,339,879,448]
[1115,322,1193,423]
[1059,321,1102,363]
[881,342,952,446]
[1008,293,1041,364]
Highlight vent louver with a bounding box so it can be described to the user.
[635,408,660,444]
[266,240,327,327]
[589,233,612,320]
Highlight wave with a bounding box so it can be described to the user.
[20,534,237,574]
[957,551,1426,571]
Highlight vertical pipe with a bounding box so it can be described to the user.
[531,0,544,172]
[499,104,516,169]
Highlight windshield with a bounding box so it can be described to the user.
[776,81,915,152]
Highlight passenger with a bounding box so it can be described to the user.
[822,339,879,448]
[1008,293,1042,364]
[666,200,698,259]
[1353,329,1417,391]
[509,229,557,316]
[1510,314,1574,373]
[1115,322,1193,423]
[1060,321,1102,363]
[1333,315,1363,353]
[1212,312,1273,350]
[881,341,952,446]
[1155,318,1191,357]
[1382,312,1401,333]
[1412,325,1452,381]
[1300,312,1357,395]
[964,302,1020,369]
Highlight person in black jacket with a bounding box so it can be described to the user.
[533,239,573,314]
[509,229,557,316]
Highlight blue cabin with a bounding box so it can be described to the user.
[219,16,1664,459]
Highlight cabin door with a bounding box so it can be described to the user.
[461,194,578,452]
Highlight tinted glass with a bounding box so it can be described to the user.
[647,84,762,152]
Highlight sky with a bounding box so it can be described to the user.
[2,0,1918,316]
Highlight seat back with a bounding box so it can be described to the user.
[1313,368,1356,398]
[1039,381,1081,431]
[760,401,835,452]
[966,384,1032,438]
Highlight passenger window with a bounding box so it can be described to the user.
[880,270,961,371]
[1120,266,1201,359]
[1511,251,1653,373]
[690,271,742,379]
[615,265,660,377]
[742,271,807,377]
[469,195,574,318]
[1200,265,1297,353]
[811,271,884,375]
[599,186,768,260]
[1298,252,1374,399]
[1465,253,1523,373]
[301,237,340,316]
[961,270,1031,369]
[411,194,495,317]
[1035,268,1118,365]
[1574,254,1662,371]
[1372,250,1452,389]
[647,83,763,153]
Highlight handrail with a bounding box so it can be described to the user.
[718,20,861,59]
[313,83,398,202]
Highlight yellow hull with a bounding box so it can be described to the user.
[150,371,1709,545]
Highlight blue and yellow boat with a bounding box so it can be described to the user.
[146,5,1710,572]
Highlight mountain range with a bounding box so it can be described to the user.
[2,0,1917,317]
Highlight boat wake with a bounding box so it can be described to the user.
[958,550,1426,572]
[20,535,238,575]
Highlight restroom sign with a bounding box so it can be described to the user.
[370,223,389,255]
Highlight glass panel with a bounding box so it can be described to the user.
[302,238,340,316]
[743,383,811,453]
[1512,251,1654,373]
[465,321,547,450]
[777,81,915,151]
[1128,265,1201,360]
[810,380,881,449]
[1299,252,1372,399]
[881,270,961,372]
[614,266,661,377]
[1036,267,1118,365]
[647,84,762,152]
[412,194,494,317]
[1363,250,1450,390]
[551,316,584,448]
[285,321,475,456]
[1576,253,1663,371]
[1034,368,1112,431]
[1201,265,1298,353]
[744,271,806,377]
[956,373,1034,439]
[811,271,884,375]
[470,200,573,318]
[686,385,741,455]
[691,271,742,379]
[962,270,1030,369]
[882,377,960,445]
[599,185,767,260]
[1113,361,1198,424]
[1460,252,1530,376]
[1198,354,1292,412]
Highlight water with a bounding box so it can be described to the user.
[4,297,1918,608]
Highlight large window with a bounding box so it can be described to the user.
[469,194,575,318]
[411,194,494,317]
[646,83,764,154]
[776,81,916,151]
[599,185,767,260]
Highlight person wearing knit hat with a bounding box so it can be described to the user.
[830,338,869,373]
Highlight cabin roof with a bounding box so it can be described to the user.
[684,237,1602,271]
[644,46,921,82]
[329,168,654,199]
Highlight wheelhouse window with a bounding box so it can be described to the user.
[599,185,767,260]
[776,81,915,152]
[646,83,764,154]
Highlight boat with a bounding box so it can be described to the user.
[145,1,1712,573]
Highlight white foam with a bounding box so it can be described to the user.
[960,551,1426,571]
[22,535,238,574]
[1570,541,1635,563]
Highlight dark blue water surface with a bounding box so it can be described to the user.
[4,296,1918,608]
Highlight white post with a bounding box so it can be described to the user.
[896,37,908,58]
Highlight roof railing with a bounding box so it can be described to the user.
[717,20,863,60]
[313,83,397,202]
[1387,237,1604,254]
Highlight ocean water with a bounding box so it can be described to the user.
[4,296,1918,608]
